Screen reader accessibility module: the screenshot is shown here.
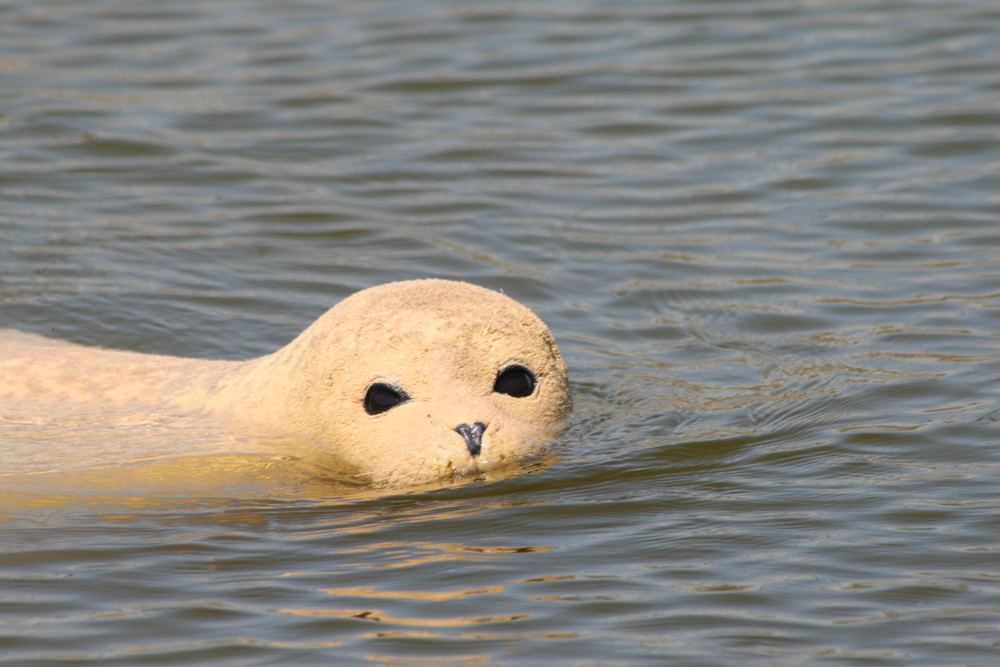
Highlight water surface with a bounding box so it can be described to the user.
[2,0,1000,664]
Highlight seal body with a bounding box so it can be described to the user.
[0,280,572,486]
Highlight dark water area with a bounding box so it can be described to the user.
[3,0,1000,664]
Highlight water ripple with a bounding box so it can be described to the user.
[4,0,1000,664]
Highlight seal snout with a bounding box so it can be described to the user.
[454,421,487,457]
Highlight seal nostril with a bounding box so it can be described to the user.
[454,421,487,457]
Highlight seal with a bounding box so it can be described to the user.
[0,279,572,486]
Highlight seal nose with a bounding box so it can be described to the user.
[454,422,487,457]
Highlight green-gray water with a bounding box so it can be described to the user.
[2,0,999,664]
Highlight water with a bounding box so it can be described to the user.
[3,0,1000,663]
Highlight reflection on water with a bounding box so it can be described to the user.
[4,0,1000,664]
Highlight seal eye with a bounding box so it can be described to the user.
[493,365,536,398]
[364,383,409,415]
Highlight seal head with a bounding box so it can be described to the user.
[226,279,572,485]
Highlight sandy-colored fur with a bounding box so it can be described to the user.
[0,280,572,486]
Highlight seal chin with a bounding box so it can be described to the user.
[454,421,487,457]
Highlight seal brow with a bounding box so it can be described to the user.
[477,290,506,349]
